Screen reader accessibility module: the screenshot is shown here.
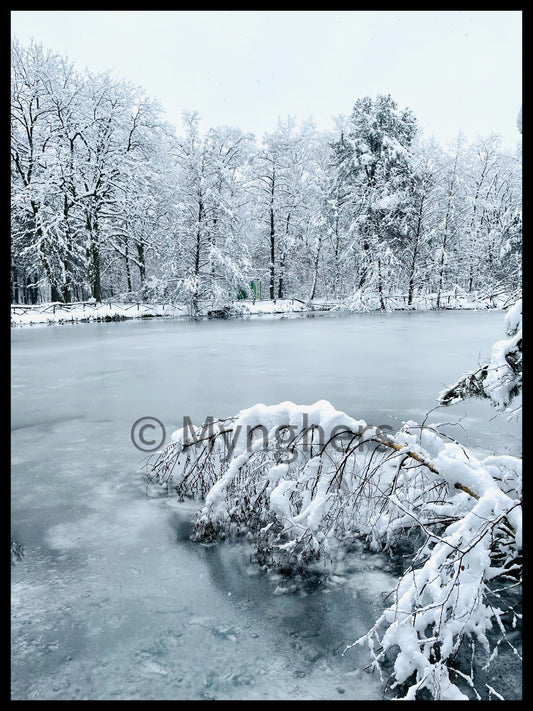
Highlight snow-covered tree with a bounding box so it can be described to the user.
[251,118,329,301]
[11,39,67,302]
[167,112,253,314]
[430,134,468,308]
[11,39,176,303]
[12,40,522,309]
[461,134,508,295]
[330,95,418,307]
[400,139,440,305]
[249,120,296,300]
[304,119,355,300]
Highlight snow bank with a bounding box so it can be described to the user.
[10,301,188,326]
[11,291,514,327]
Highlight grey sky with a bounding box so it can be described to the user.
[11,10,522,148]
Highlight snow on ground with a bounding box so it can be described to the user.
[10,301,188,326]
[10,299,311,326]
[10,291,512,327]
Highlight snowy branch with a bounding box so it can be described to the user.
[438,299,522,415]
[145,399,521,699]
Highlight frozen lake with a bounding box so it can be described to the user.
[11,310,521,700]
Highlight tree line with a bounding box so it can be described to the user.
[11,39,522,313]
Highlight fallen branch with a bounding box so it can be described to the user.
[144,400,521,700]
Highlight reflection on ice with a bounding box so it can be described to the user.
[13,465,392,699]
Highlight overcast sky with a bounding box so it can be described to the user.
[11,10,522,149]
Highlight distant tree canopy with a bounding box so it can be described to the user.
[11,39,522,312]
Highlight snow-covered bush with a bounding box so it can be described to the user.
[439,298,522,415]
[146,400,522,699]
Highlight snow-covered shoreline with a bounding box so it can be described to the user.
[10,292,511,328]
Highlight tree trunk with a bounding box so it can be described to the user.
[89,241,102,302]
[377,257,385,310]
[26,274,39,304]
[407,199,423,306]
[436,148,459,309]
[11,264,20,304]
[358,239,370,290]
[277,212,290,299]
[468,262,474,294]
[62,270,72,304]
[38,240,62,303]
[436,219,450,309]
[309,233,323,301]
[61,195,74,303]
[136,242,146,293]
[269,174,276,300]
[192,199,204,314]
[436,236,447,309]
[122,237,132,294]
[86,216,102,302]
[277,251,285,299]
[333,213,341,297]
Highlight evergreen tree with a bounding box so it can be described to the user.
[331,94,418,307]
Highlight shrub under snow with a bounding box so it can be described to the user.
[439,298,522,416]
[146,398,522,700]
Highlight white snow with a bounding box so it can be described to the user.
[11,291,514,327]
